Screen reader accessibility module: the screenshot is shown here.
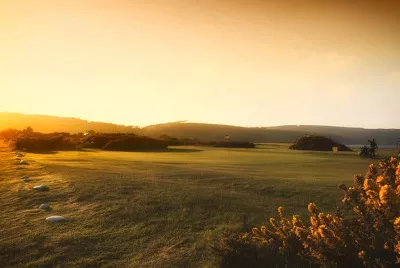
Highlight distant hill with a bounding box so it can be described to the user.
[1,112,399,145]
[141,122,344,143]
[0,112,139,134]
[142,123,400,145]
[269,125,400,145]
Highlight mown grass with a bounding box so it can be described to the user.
[0,144,397,267]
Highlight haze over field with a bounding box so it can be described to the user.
[1,0,399,128]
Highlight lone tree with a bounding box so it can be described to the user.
[360,138,378,158]
[368,138,378,158]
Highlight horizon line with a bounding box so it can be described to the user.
[1,110,399,130]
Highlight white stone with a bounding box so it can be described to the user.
[18,160,28,165]
[45,216,65,222]
[33,185,49,191]
[39,204,50,210]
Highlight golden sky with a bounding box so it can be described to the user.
[1,0,399,128]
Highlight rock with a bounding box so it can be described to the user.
[33,185,49,191]
[22,175,29,180]
[39,204,51,210]
[45,216,65,222]
[18,160,29,165]
[15,157,21,161]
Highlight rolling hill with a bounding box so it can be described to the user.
[1,112,399,145]
[142,123,400,145]
[0,112,139,134]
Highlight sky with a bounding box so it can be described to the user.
[0,0,399,128]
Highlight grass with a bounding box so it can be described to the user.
[0,143,398,267]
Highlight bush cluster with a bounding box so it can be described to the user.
[1,128,169,152]
[102,135,167,151]
[215,156,400,267]
[289,135,352,152]
[80,133,123,149]
[11,134,80,152]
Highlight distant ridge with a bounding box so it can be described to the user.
[1,112,400,145]
[0,112,139,134]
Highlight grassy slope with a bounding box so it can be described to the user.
[0,144,397,267]
[0,112,139,134]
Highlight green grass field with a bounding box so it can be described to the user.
[0,144,398,267]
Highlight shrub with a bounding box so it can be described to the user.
[12,136,78,152]
[215,156,400,267]
[289,135,352,152]
[159,134,184,146]
[102,136,167,151]
[79,133,168,151]
[80,133,122,149]
[0,128,19,142]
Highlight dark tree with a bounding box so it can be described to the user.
[368,138,378,158]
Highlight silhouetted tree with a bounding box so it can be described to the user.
[368,138,378,158]
[0,128,19,141]
[22,126,33,134]
[359,139,379,158]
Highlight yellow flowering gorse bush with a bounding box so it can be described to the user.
[216,156,400,268]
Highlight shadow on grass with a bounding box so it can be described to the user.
[103,147,204,153]
[24,147,203,154]
[162,148,203,153]
[26,150,59,155]
[23,149,86,155]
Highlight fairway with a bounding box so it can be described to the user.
[0,144,397,267]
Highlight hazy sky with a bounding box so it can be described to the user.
[1,0,399,128]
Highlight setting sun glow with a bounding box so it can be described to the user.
[1,0,399,128]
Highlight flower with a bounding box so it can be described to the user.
[277,206,284,218]
[358,250,366,259]
[379,185,395,205]
[308,203,318,214]
[363,178,377,191]
[294,227,308,239]
[292,215,302,227]
[376,176,384,184]
[310,216,318,227]
[317,225,328,238]
[261,226,267,234]
[394,217,400,232]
